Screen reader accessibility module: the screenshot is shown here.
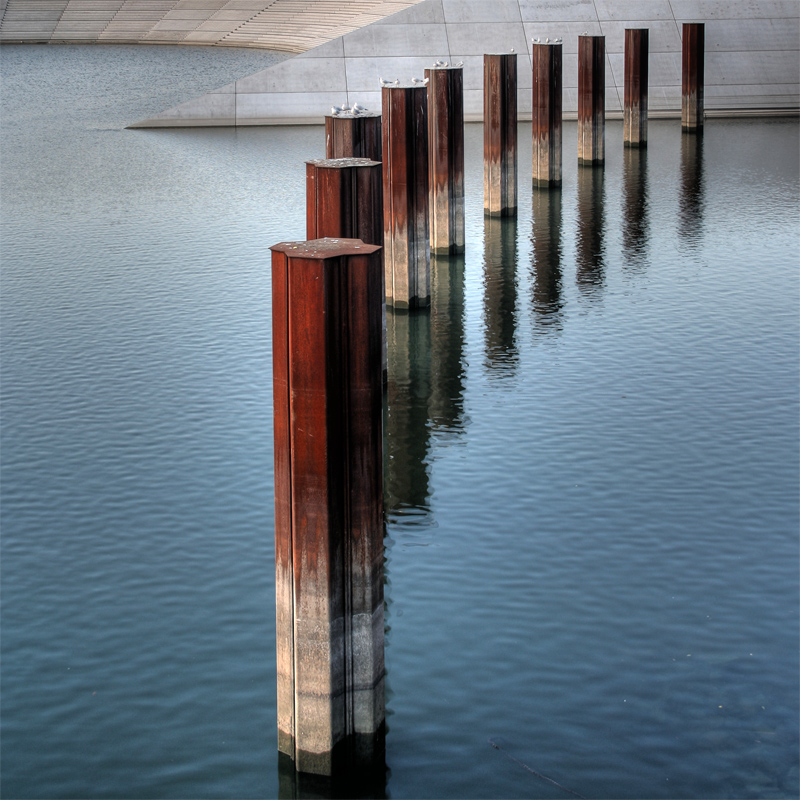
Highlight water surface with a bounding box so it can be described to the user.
[1,45,798,799]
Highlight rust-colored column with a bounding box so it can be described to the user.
[306,157,386,378]
[425,65,465,254]
[382,84,430,309]
[532,41,562,187]
[272,237,385,777]
[578,34,605,166]
[325,111,382,161]
[484,53,517,216]
[682,22,704,132]
[306,158,383,245]
[624,28,649,148]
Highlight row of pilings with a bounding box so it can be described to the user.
[272,22,706,785]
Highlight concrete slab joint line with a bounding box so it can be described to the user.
[5,0,793,123]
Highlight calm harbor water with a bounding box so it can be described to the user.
[1,45,798,799]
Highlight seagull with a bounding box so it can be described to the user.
[393,78,400,85]
[412,76,425,84]
[546,37,550,43]
[379,77,391,86]
[331,105,342,115]
[555,37,562,43]
[353,102,368,113]
[510,47,515,53]
[434,59,446,67]
[341,102,351,113]
[533,37,540,43]
[455,61,463,67]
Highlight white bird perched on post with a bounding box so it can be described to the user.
[546,37,550,43]
[379,77,391,86]
[510,47,515,53]
[533,37,539,43]
[352,102,368,113]
[331,105,342,116]
[393,78,400,85]
[455,61,463,67]
[412,76,425,85]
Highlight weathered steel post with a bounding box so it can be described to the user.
[532,40,562,187]
[578,34,605,166]
[682,22,705,132]
[306,158,383,245]
[306,157,387,379]
[325,110,382,161]
[624,28,649,148]
[382,84,430,309]
[484,53,518,216]
[425,65,465,254]
[271,237,385,778]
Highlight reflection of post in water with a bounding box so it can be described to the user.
[429,254,467,433]
[679,131,704,245]
[483,216,519,372]
[622,146,649,269]
[576,166,605,291]
[531,188,563,330]
[279,750,387,800]
[384,307,432,523]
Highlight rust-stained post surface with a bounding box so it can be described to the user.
[306,158,383,245]
[532,41,562,187]
[425,65,465,254]
[682,22,705,132]
[382,84,430,309]
[484,53,517,216]
[624,28,649,148]
[271,237,385,777]
[578,34,605,166]
[325,111,382,161]
[306,157,386,378]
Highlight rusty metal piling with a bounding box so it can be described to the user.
[272,237,385,778]
[682,23,705,132]
[484,53,518,216]
[578,35,605,166]
[325,111,382,161]
[532,41,562,187]
[426,65,465,254]
[624,28,649,147]
[382,84,430,309]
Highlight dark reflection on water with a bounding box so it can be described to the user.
[429,255,467,435]
[622,146,649,270]
[277,752,387,800]
[530,188,563,333]
[384,308,433,531]
[680,131,705,246]
[576,166,605,293]
[482,217,519,373]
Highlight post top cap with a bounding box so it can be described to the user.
[306,157,381,169]
[381,82,427,90]
[270,238,382,259]
[326,111,381,119]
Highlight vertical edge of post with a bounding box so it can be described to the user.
[344,247,386,758]
[272,246,295,763]
[682,22,704,132]
[412,84,431,306]
[624,28,649,148]
[533,42,563,188]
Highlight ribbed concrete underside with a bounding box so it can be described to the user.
[0,0,425,53]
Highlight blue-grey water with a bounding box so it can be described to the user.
[1,45,798,799]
